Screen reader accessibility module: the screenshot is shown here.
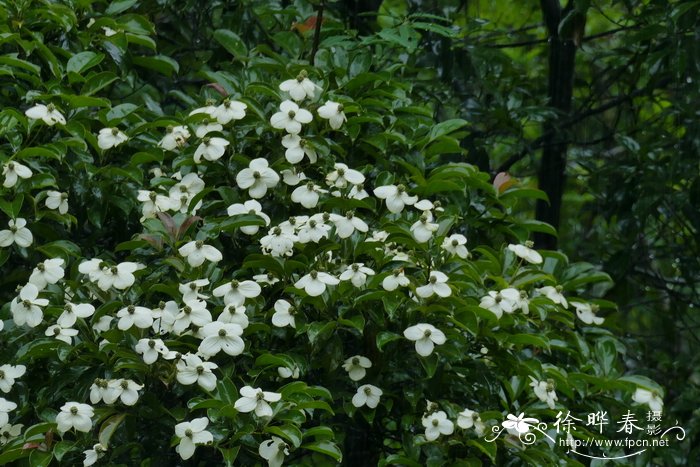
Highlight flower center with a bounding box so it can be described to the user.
[110,266,118,275]
[195,240,204,249]
[218,329,227,337]
[352,357,360,365]
[310,270,318,279]
[120,380,129,389]
[230,279,239,288]
[287,110,296,119]
[451,239,459,246]
[111,128,119,136]
[397,184,406,193]
[148,339,156,348]
[352,264,359,272]
[185,428,193,438]
[189,283,197,290]
[253,171,261,179]
[196,365,204,374]
[432,419,439,427]
[424,329,432,338]
[47,103,56,112]
[22,299,32,308]
[202,137,210,145]
[53,327,61,335]
[525,240,534,248]
[37,262,45,271]
[337,104,344,112]
[70,406,78,415]
[429,275,437,284]
[364,387,372,395]
[149,192,157,201]
[7,162,14,170]
[127,305,135,314]
[184,306,192,314]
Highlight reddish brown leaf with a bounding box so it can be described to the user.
[205,83,228,97]
[493,172,516,193]
[177,215,202,241]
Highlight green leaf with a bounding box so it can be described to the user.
[98,414,126,446]
[376,331,401,350]
[67,51,104,75]
[618,375,664,396]
[81,71,118,96]
[106,0,138,15]
[133,55,179,76]
[265,424,303,448]
[467,438,497,463]
[301,440,343,462]
[214,29,248,58]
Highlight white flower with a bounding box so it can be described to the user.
[479,290,517,319]
[104,379,143,406]
[57,302,94,328]
[56,402,94,433]
[236,158,280,198]
[169,172,205,212]
[227,200,271,235]
[179,279,210,303]
[2,161,32,188]
[172,299,212,334]
[174,417,213,460]
[502,413,539,435]
[193,136,229,163]
[410,216,439,243]
[212,99,247,124]
[10,283,47,327]
[442,234,468,259]
[178,240,223,267]
[325,163,364,189]
[281,168,307,186]
[234,386,281,417]
[254,272,279,285]
[0,423,23,445]
[317,100,347,129]
[416,271,451,298]
[278,365,300,379]
[25,103,66,125]
[194,120,223,138]
[135,338,168,364]
[0,399,17,427]
[269,100,313,134]
[260,227,297,257]
[529,377,558,409]
[137,190,173,219]
[297,217,331,243]
[294,270,339,296]
[632,388,663,413]
[281,134,317,164]
[28,258,65,289]
[0,365,26,393]
[271,299,296,328]
[457,409,486,436]
[176,353,218,391]
[0,218,33,247]
[339,263,375,287]
[44,190,69,214]
[330,211,368,239]
[189,104,218,118]
[158,125,191,150]
[349,184,369,200]
[422,411,454,441]
[501,288,529,314]
[198,321,245,357]
[342,356,372,381]
[374,184,418,213]
[508,242,543,264]
[217,304,249,328]
[97,127,128,150]
[83,443,108,466]
[382,269,410,291]
[291,182,327,208]
[92,316,113,333]
[116,305,154,330]
[259,436,289,467]
[95,261,143,291]
[279,71,318,101]
[537,285,568,308]
[572,302,604,325]
[213,279,261,306]
[404,323,446,357]
[352,384,382,408]
[152,300,179,335]
[45,324,79,344]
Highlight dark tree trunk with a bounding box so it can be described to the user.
[535,0,582,250]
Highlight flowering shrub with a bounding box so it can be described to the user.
[0,1,665,465]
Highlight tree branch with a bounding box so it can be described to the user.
[309,1,325,64]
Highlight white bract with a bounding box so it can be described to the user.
[259,436,289,467]
[382,269,410,291]
[10,283,47,327]
[57,302,95,328]
[174,417,213,460]
[374,184,418,213]
[294,270,339,296]
[573,301,604,325]
[282,134,317,164]
[352,384,383,408]
[410,216,439,243]
[271,299,296,328]
[198,321,245,357]
[416,271,451,298]
[0,365,26,393]
[179,279,210,303]
[404,323,446,357]
[236,158,280,198]
[194,120,223,138]
[135,338,168,364]
[56,402,94,433]
[317,100,347,129]
[279,71,318,101]
[331,211,368,239]
[158,125,191,150]
[0,399,17,427]
[193,136,229,163]
[441,234,469,259]
[179,240,223,267]
[339,263,375,287]
[291,182,326,208]
[28,258,65,289]
[213,279,261,306]
[479,290,517,319]
[217,304,249,329]
[176,353,218,391]
[3,161,33,188]
[457,409,486,436]
[116,305,154,330]
[270,100,313,134]
[530,377,558,409]
[632,388,663,412]
[422,411,454,441]
[342,355,372,381]
[45,324,79,344]
[213,99,247,124]
[537,285,568,308]
[97,127,128,150]
[172,299,212,334]
[227,200,270,235]
[0,218,33,247]
[83,443,108,466]
[137,190,174,220]
[25,103,66,125]
[234,386,281,417]
[45,190,69,214]
[0,423,23,446]
[508,242,543,264]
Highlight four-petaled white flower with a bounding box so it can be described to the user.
[573,301,604,325]
[25,103,66,126]
[179,240,223,267]
[3,161,33,188]
[633,388,663,413]
[339,263,375,287]
[95,261,143,291]
[282,134,317,164]
[83,443,108,466]
[294,270,340,296]
[172,299,212,334]
[279,70,318,101]
[342,355,372,381]
[28,258,65,289]
[0,422,23,446]
[236,158,280,198]
[97,127,128,150]
[270,100,313,134]
[0,398,17,427]
[174,417,213,460]
[137,190,173,219]
[352,384,382,408]
[529,377,558,409]
[410,216,439,243]
[57,302,95,328]
[0,364,26,393]
[331,211,368,239]
[213,99,247,124]
[194,136,229,163]
[457,409,486,436]
[317,100,347,129]
[259,436,289,467]
[235,386,281,417]
[198,321,245,357]
[179,279,210,303]
[479,290,517,319]
[116,305,154,330]
[213,279,261,306]
[508,242,543,264]
[416,271,451,298]
[217,304,249,329]
[56,402,94,433]
[103,379,143,406]
[326,163,364,188]
[45,324,79,344]
[45,191,69,214]
[502,412,539,435]
[176,353,218,391]
[374,184,418,213]
[442,234,469,259]
[404,323,446,357]
[135,338,168,364]
[537,285,568,308]
[271,299,296,328]
[0,218,33,247]
[291,181,327,208]
[382,269,410,291]
[10,283,47,327]
[227,200,270,235]
[158,125,191,151]
[422,411,454,441]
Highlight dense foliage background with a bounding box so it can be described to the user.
[0,0,697,465]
